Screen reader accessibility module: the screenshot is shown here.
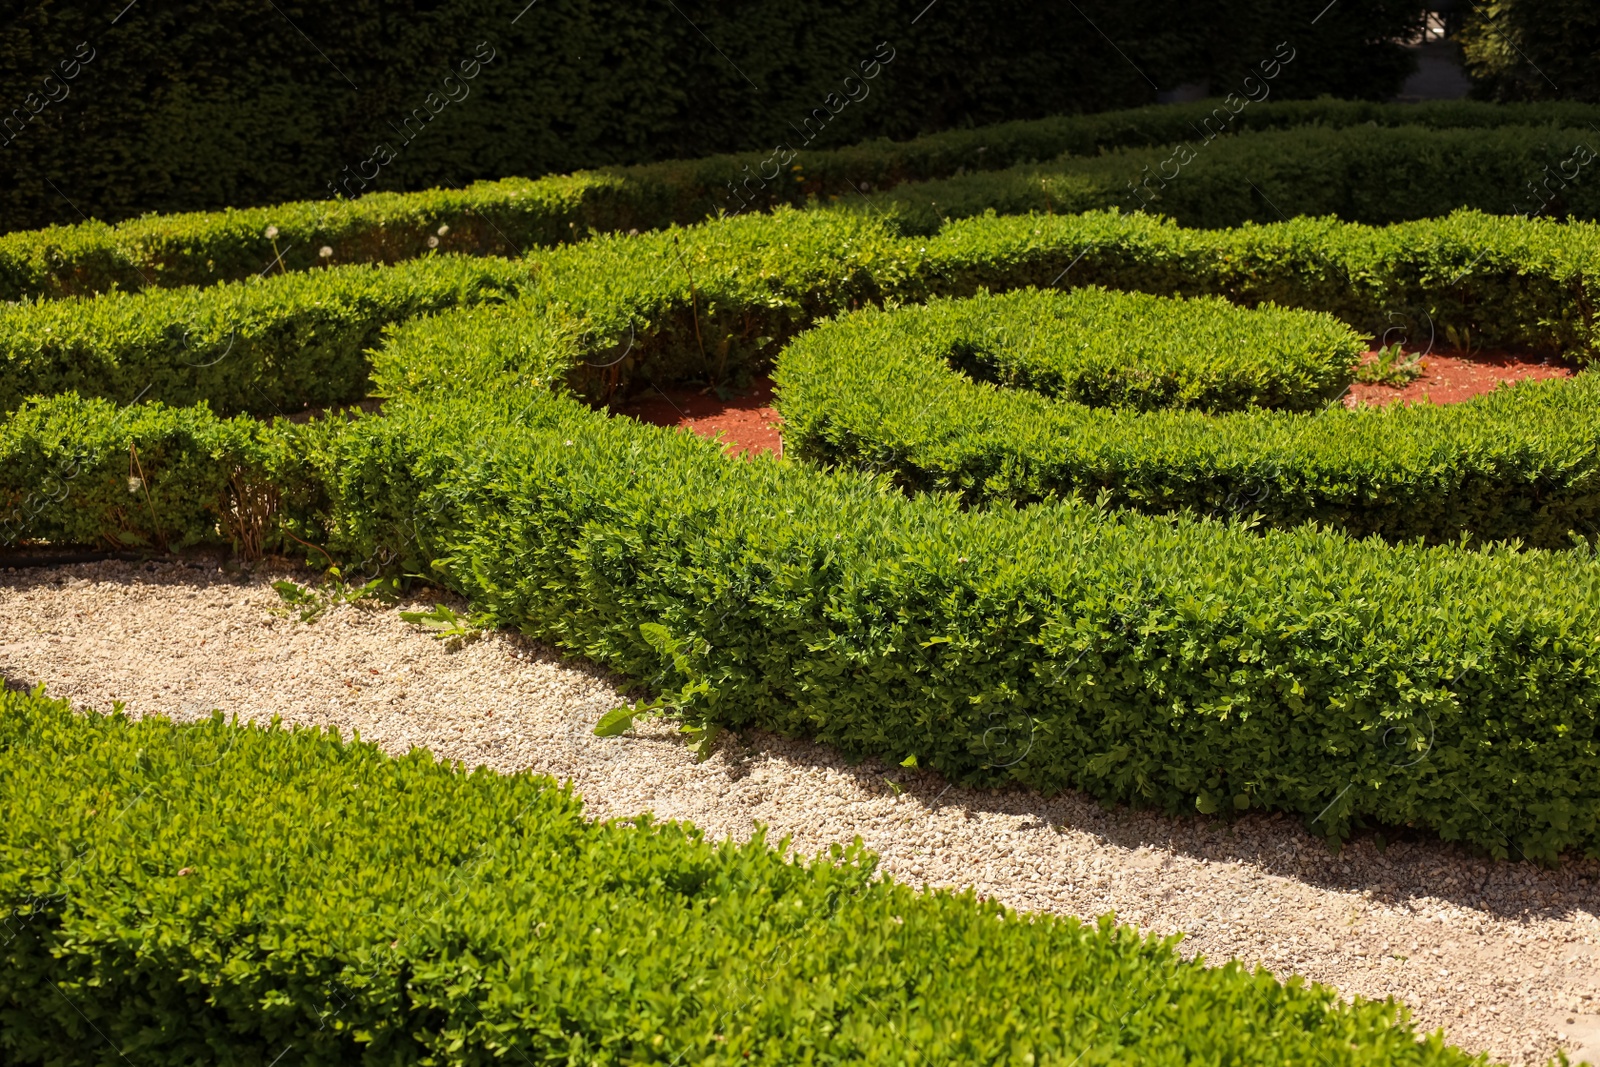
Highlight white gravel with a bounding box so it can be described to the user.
[2,559,1598,1066]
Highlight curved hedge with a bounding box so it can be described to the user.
[8,206,1600,861]
[0,254,530,417]
[6,96,1599,303]
[6,206,1599,426]
[891,288,1363,413]
[0,686,1479,1065]
[867,123,1600,232]
[776,290,1600,547]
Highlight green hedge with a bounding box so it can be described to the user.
[8,97,1599,302]
[11,206,1600,859]
[914,209,1600,362]
[0,254,529,417]
[0,687,1478,1065]
[0,174,636,302]
[776,290,1600,547]
[9,205,1597,538]
[306,385,1600,861]
[0,395,328,555]
[866,123,1600,231]
[15,373,1600,859]
[834,286,1365,413]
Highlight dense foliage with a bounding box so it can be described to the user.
[1461,0,1600,102]
[5,206,1594,428]
[0,255,529,417]
[5,97,1599,302]
[7,206,1600,861]
[0,687,1482,1065]
[777,291,1600,547]
[7,52,1595,1067]
[868,123,1600,231]
[0,0,1428,231]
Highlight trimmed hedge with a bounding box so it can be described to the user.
[866,123,1600,232]
[0,687,1478,1065]
[12,202,1587,428]
[914,209,1600,363]
[827,287,1365,413]
[0,254,530,417]
[15,377,1600,860]
[10,206,1600,860]
[0,174,634,302]
[6,97,1600,302]
[0,395,328,555]
[776,291,1600,547]
[305,386,1600,862]
[9,205,1598,539]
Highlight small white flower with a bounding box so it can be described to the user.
[127,476,142,493]
[564,440,574,446]
[436,223,449,236]
[319,245,333,258]
[265,225,279,239]
[427,236,439,248]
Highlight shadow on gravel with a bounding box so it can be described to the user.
[5,555,1595,926]
[689,728,1600,926]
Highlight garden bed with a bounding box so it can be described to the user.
[1346,349,1575,408]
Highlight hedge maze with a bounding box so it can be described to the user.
[2,97,1597,1063]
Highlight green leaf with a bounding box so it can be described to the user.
[593,706,636,737]
[273,580,313,605]
[639,622,674,655]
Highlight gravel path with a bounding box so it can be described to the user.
[3,559,1598,1066]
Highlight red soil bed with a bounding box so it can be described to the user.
[1343,348,1573,408]
[613,377,783,457]
[616,353,1579,458]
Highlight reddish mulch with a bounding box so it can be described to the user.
[612,376,783,457]
[1344,349,1573,408]
[612,354,1580,459]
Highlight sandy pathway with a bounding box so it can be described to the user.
[2,559,1597,1065]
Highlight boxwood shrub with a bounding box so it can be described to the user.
[5,96,1598,302]
[0,254,531,417]
[775,290,1600,547]
[0,394,331,555]
[8,206,1600,860]
[8,205,1581,428]
[0,687,1481,1065]
[290,384,1600,862]
[865,123,1600,232]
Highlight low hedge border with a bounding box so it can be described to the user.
[0,687,1478,1065]
[819,286,1367,414]
[863,124,1600,232]
[0,254,531,418]
[4,97,1598,303]
[9,207,1600,859]
[314,385,1600,862]
[14,343,1600,858]
[914,210,1600,363]
[775,290,1600,548]
[7,205,1596,428]
[0,394,329,556]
